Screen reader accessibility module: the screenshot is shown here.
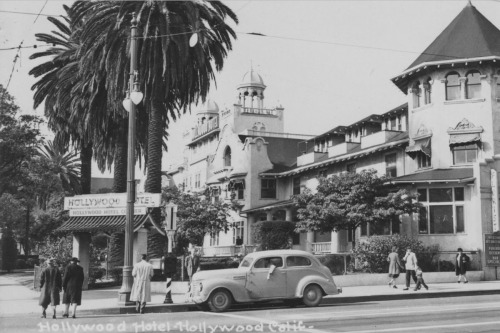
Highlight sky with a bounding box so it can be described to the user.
[1,0,500,176]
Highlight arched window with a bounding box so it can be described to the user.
[496,70,500,97]
[466,70,481,99]
[412,81,421,108]
[445,72,460,101]
[223,146,231,167]
[424,77,432,104]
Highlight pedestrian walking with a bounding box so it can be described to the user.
[413,266,429,291]
[185,247,200,283]
[403,248,418,290]
[62,257,84,319]
[387,246,404,289]
[130,254,154,314]
[39,258,62,319]
[455,248,470,283]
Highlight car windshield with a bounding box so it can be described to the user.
[239,257,254,269]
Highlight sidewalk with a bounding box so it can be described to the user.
[1,273,499,317]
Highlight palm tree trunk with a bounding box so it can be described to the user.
[145,100,166,259]
[80,142,93,194]
[113,120,128,193]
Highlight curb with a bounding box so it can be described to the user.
[75,288,500,315]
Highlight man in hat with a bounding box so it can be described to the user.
[62,257,85,318]
[39,258,62,319]
[130,254,154,314]
[455,248,470,284]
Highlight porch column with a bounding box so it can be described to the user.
[285,208,293,222]
[330,231,342,254]
[246,215,255,245]
[72,232,91,290]
[133,227,148,264]
[306,231,314,253]
[266,210,273,221]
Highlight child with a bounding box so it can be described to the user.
[414,266,429,291]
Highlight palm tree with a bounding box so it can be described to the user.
[74,1,238,258]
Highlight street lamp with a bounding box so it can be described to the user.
[118,13,143,305]
[163,202,178,304]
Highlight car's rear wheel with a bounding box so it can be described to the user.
[302,284,323,307]
[208,289,233,312]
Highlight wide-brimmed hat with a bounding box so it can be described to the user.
[70,257,80,262]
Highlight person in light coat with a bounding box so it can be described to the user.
[403,248,418,290]
[130,254,154,314]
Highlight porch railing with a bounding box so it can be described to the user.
[201,245,257,257]
[312,242,350,254]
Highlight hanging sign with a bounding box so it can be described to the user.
[485,234,500,267]
[69,207,147,217]
[64,193,161,210]
[492,170,499,232]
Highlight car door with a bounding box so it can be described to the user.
[246,256,286,299]
[284,255,314,297]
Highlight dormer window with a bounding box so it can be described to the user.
[445,72,460,101]
[412,81,421,108]
[466,70,481,99]
[224,146,231,167]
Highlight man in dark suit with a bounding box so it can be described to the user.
[455,248,470,284]
[62,257,85,318]
[185,248,200,282]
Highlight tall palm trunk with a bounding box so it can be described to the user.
[109,120,128,268]
[145,101,166,258]
[80,142,93,194]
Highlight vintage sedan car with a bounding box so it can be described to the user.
[188,249,341,312]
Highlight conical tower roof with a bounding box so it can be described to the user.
[407,2,500,70]
[392,2,500,92]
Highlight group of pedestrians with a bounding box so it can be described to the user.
[387,247,470,290]
[39,257,84,319]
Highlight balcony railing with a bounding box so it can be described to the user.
[235,105,277,116]
[312,242,349,254]
[193,117,219,139]
[201,245,257,257]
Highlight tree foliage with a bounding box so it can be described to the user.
[293,170,420,235]
[162,186,233,250]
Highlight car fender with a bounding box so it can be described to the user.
[198,279,249,303]
[295,275,338,298]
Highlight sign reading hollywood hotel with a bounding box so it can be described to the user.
[64,193,161,210]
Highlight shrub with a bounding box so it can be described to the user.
[88,267,106,286]
[15,259,27,269]
[26,258,39,268]
[438,260,455,272]
[1,232,18,271]
[253,221,296,250]
[110,267,123,285]
[351,234,439,273]
[317,255,351,275]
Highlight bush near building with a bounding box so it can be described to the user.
[253,221,296,250]
[1,231,18,271]
[352,234,439,273]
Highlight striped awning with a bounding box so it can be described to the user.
[56,214,151,233]
[449,133,481,146]
[406,138,431,158]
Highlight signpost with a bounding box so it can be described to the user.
[163,203,178,304]
[485,233,500,279]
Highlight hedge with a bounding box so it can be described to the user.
[253,220,296,250]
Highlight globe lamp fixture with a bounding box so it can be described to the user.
[122,89,131,112]
[130,71,143,105]
[189,32,198,47]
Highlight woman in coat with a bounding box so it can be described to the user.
[455,248,470,283]
[387,246,403,289]
[62,257,85,318]
[130,254,154,314]
[39,258,62,319]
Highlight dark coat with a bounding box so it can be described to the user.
[39,266,62,307]
[185,255,200,277]
[455,253,470,275]
[62,263,85,305]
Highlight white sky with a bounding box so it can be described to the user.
[1,0,499,175]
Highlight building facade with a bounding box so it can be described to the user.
[168,2,500,279]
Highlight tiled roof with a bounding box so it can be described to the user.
[406,3,500,70]
[388,168,474,184]
[260,133,409,178]
[56,214,151,233]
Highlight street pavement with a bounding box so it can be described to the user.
[1,272,499,318]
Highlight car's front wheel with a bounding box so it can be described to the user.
[302,284,323,307]
[208,289,233,312]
